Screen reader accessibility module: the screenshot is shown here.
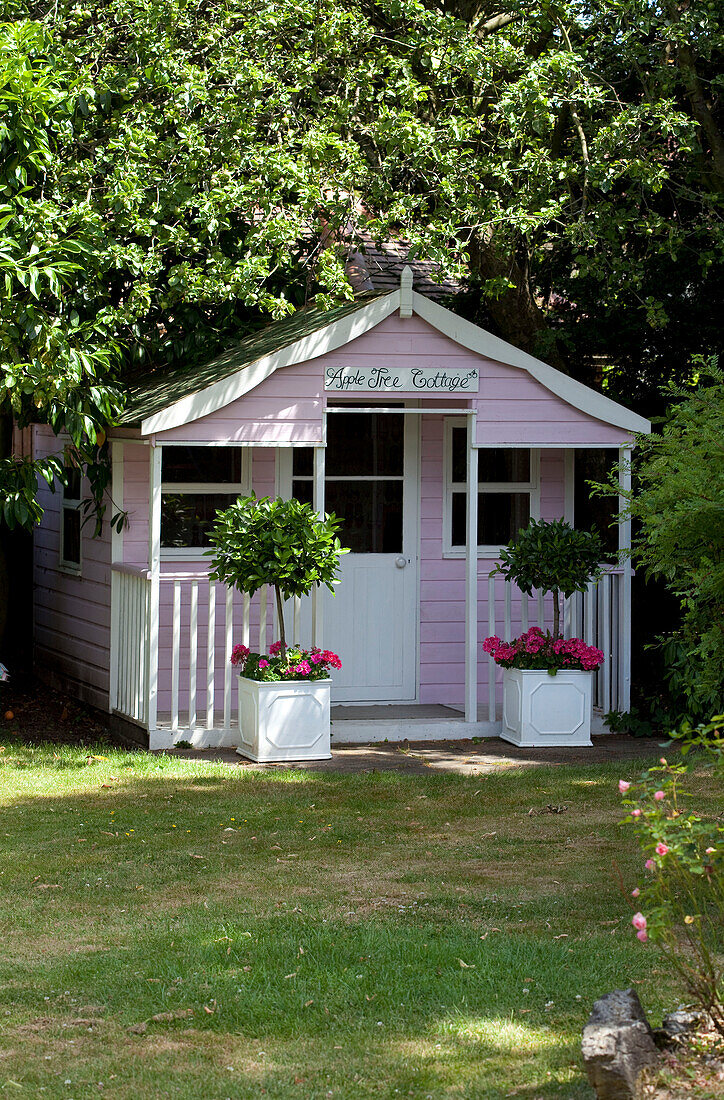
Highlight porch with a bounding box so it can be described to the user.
[110,561,631,749]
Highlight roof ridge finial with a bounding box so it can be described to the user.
[400,265,413,318]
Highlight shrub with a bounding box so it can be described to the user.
[618,715,724,1036]
[604,365,724,720]
[494,518,603,637]
[207,495,348,658]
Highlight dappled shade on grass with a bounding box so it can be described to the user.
[0,743,712,1098]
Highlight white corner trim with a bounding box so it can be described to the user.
[141,292,400,435]
[411,293,651,435]
[400,266,413,318]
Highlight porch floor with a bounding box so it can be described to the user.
[155,734,668,774]
[330,703,463,721]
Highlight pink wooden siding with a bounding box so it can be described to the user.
[156,362,325,444]
[33,426,111,711]
[418,418,565,707]
[154,313,633,448]
[122,444,149,566]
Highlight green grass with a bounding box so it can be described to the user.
[0,741,714,1099]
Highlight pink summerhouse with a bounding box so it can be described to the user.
[25,270,650,748]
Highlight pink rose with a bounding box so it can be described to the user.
[631,809,641,818]
[655,842,669,857]
[618,780,631,794]
[654,791,665,801]
[645,859,655,871]
[632,912,647,931]
[636,930,648,942]
[705,847,716,855]
[631,887,640,897]
[660,757,667,765]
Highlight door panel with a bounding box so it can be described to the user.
[284,409,418,703]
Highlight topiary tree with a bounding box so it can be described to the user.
[494,518,603,638]
[207,495,348,659]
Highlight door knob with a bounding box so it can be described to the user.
[394,555,407,569]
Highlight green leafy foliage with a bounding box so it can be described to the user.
[494,518,603,636]
[606,367,724,719]
[0,453,63,529]
[619,716,724,1036]
[207,495,348,654]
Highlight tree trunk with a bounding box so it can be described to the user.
[274,586,287,659]
[552,589,561,638]
[468,234,568,370]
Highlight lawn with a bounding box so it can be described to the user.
[0,740,715,1099]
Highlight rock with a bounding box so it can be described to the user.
[661,1006,708,1038]
[582,989,660,1100]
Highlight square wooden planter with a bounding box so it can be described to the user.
[500,668,594,748]
[236,676,333,763]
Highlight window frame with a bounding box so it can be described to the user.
[59,464,83,575]
[160,445,251,560]
[442,419,540,559]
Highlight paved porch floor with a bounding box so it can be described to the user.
[158,733,668,775]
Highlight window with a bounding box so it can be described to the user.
[444,423,539,556]
[291,410,405,553]
[161,447,248,553]
[60,465,82,571]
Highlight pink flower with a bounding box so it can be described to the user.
[631,887,640,898]
[231,644,250,667]
[258,659,269,669]
[631,809,641,818]
[295,661,311,676]
[482,636,501,655]
[310,652,323,664]
[654,791,665,801]
[655,842,669,857]
[269,640,282,656]
[632,912,647,931]
[618,780,631,794]
[660,757,667,765]
[645,859,655,871]
[636,930,648,942]
[705,847,716,855]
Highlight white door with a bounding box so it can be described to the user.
[287,409,418,703]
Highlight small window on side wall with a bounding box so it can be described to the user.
[160,446,248,552]
[445,423,539,556]
[60,465,82,572]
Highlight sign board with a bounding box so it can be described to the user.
[324,365,479,394]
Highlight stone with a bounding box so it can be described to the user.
[582,989,660,1100]
[661,1006,708,1038]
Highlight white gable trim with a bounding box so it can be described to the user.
[412,294,650,435]
[140,292,401,434]
[140,283,650,437]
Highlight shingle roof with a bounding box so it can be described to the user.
[117,292,386,427]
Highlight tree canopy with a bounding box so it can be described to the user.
[1,0,723,523]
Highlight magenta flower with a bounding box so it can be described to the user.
[632,912,647,931]
[636,930,648,942]
[645,859,655,871]
[258,659,269,669]
[653,790,665,801]
[655,842,669,857]
[618,780,631,794]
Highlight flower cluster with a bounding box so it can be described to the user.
[616,721,724,1037]
[231,641,341,682]
[482,627,605,673]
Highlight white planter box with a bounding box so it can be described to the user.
[500,668,594,748]
[236,677,332,763]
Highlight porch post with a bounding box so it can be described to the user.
[465,412,478,724]
[147,443,162,732]
[109,440,124,713]
[618,446,633,713]
[312,444,326,647]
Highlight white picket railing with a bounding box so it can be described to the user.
[484,566,629,721]
[111,564,630,734]
[110,564,151,725]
